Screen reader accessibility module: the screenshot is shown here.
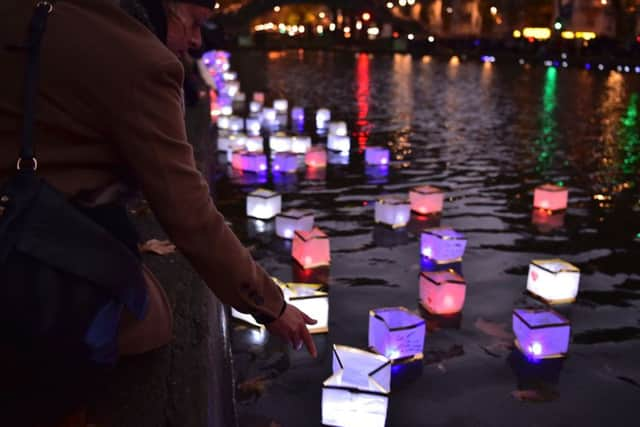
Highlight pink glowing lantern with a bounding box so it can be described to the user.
[292,227,331,269]
[527,259,581,304]
[291,135,312,154]
[419,270,466,315]
[513,308,571,360]
[272,152,298,174]
[305,146,327,168]
[368,307,426,361]
[253,92,265,104]
[276,210,315,239]
[420,227,467,264]
[375,196,411,229]
[409,185,445,216]
[365,147,390,166]
[533,184,569,212]
[231,151,268,174]
[246,188,282,220]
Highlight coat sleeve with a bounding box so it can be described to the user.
[111,58,285,323]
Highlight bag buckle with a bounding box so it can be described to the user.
[17,157,38,171]
[36,1,54,14]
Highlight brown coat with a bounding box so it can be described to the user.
[0,0,284,322]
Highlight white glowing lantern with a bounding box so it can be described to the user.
[276,279,328,334]
[375,196,411,229]
[327,134,351,153]
[223,71,237,81]
[273,99,289,114]
[272,152,298,174]
[305,146,327,168]
[291,135,312,154]
[249,101,262,114]
[365,147,390,166]
[269,133,293,152]
[232,151,268,174]
[292,227,331,269]
[217,133,246,152]
[246,188,282,220]
[261,108,277,126]
[220,104,233,116]
[245,117,262,136]
[316,108,331,130]
[328,121,348,136]
[409,185,445,216]
[217,115,231,130]
[322,345,390,427]
[526,259,580,304]
[275,210,314,239]
[244,136,264,153]
[420,227,467,264]
[368,307,425,362]
[533,184,569,212]
[328,150,349,165]
[229,116,244,133]
[419,270,466,315]
[513,308,571,360]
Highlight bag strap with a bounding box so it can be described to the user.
[18,1,56,173]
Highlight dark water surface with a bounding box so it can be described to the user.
[211,51,640,427]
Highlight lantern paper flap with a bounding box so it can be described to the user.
[295,227,329,242]
[330,345,391,393]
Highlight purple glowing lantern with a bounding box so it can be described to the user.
[365,147,390,166]
[368,307,426,362]
[275,210,315,240]
[231,151,268,174]
[420,227,467,264]
[272,152,298,174]
[513,308,570,360]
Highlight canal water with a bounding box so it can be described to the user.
[210,51,640,426]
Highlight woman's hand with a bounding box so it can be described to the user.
[266,304,318,358]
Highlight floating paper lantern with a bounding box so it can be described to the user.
[246,188,281,220]
[277,280,328,334]
[327,134,351,153]
[269,133,293,152]
[291,135,312,154]
[292,227,330,269]
[375,196,411,229]
[328,121,348,136]
[419,270,466,315]
[217,133,246,152]
[316,108,331,130]
[220,104,233,116]
[328,150,349,165]
[322,345,390,427]
[249,101,262,114]
[513,308,570,360]
[291,106,305,123]
[526,259,580,304]
[273,99,288,114]
[253,92,265,104]
[365,147,390,166]
[245,117,262,136]
[533,184,569,212]
[369,307,426,361]
[276,210,314,239]
[223,71,237,81]
[244,136,264,153]
[217,115,231,130]
[272,152,298,174]
[305,146,327,168]
[410,185,445,216]
[232,151,267,174]
[229,116,244,133]
[261,108,277,126]
[420,227,467,264]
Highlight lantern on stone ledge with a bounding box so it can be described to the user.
[533,184,569,212]
[292,227,330,269]
[229,116,244,133]
[291,135,312,154]
[269,133,293,153]
[272,152,298,174]
[246,188,281,220]
[217,115,231,130]
[527,259,580,304]
[305,146,327,168]
[249,101,262,115]
[513,308,571,360]
[276,210,314,239]
[365,147,390,166]
[327,134,351,153]
[322,345,390,427]
[375,196,411,229]
[328,121,348,136]
[244,136,264,153]
[261,107,277,127]
[253,92,265,104]
[232,151,267,174]
[420,227,467,264]
[316,108,331,130]
[410,185,445,216]
[420,270,466,315]
[245,117,262,136]
[291,106,305,127]
[274,99,288,114]
[217,133,246,153]
[368,307,426,362]
[276,279,328,334]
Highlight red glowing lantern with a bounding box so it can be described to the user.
[292,227,331,269]
[419,270,466,315]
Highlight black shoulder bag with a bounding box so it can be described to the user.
[0,1,148,367]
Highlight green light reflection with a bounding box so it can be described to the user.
[619,93,640,177]
[535,67,558,175]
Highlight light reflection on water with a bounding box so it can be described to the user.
[218,51,640,426]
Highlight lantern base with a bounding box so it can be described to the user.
[525,291,576,306]
[533,207,567,214]
[514,339,567,360]
[309,326,329,335]
[368,348,424,365]
[292,257,331,270]
[374,219,409,230]
[421,255,463,265]
[420,303,463,317]
[411,208,443,216]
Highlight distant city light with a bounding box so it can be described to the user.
[554,21,563,30]
[343,26,351,34]
[386,2,394,9]
[399,0,407,6]
[319,12,326,19]
[427,36,435,43]
[214,2,220,9]
[329,23,336,31]
[446,7,453,14]
[513,30,522,38]
[316,25,324,35]
[362,12,371,22]
[408,33,415,41]
[274,5,280,12]
[523,27,551,40]
[356,21,363,30]
[490,6,498,16]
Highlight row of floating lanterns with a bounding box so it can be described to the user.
[202,51,581,427]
